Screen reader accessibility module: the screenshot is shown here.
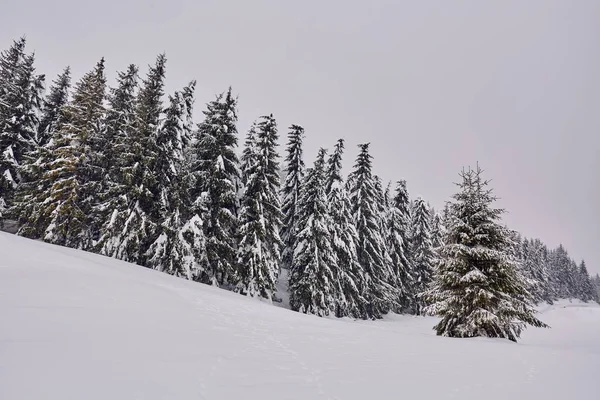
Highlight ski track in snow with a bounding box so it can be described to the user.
[1,232,599,399]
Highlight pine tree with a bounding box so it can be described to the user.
[384,182,415,312]
[0,39,44,217]
[280,124,305,270]
[347,143,398,318]
[576,260,597,302]
[37,67,71,146]
[99,55,165,264]
[289,148,338,316]
[235,114,283,299]
[190,87,240,285]
[324,139,366,318]
[94,64,140,256]
[147,82,200,276]
[425,165,547,342]
[23,59,106,248]
[411,196,435,314]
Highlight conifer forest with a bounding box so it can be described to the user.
[1,37,598,341]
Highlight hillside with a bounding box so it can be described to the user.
[1,232,599,399]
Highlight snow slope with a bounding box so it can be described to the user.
[1,232,599,400]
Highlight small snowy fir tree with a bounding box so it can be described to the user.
[190,88,240,285]
[410,196,435,314]
[235,114,283,299]
[425,165,548,342]
[347,143,398,319]
[280,124,305,270]
[289,148,338,316]
[576,260,597,303]
[324,139,366,318]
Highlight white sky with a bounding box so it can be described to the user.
[2,0,599,273]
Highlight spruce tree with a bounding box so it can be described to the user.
[384,182,415,312]
[0,39,44,217]
[147,82,200,276]
[280,124,305,270]
[347,143,398,318]
[235,114,283,299]
[95,64,140,256]
[411,196,435,314]
[190,87,240,285]
[99,55,165,264]
[289,148,338,316]
[425,165,547,342]
[37,67,71,146]
[324,139,366,318]
[577,260,597,302]
[24,59,106,248]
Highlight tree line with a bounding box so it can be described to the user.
[0,38,597,339]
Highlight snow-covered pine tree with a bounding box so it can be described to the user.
[520,238,553,304]
[425,165,548,342]
[37,67,71,146]
[94,64,139,256]
[146,82,201,276]
[280,124,305,271]
[324,139,366,318]
[410,196,435,314]
[384,182,415,313]
[190,87,240,285]
[235,114,283,299]
[576,260,597,302]
[289,148,338,316]
[98,55,165,264]
[28,58,106,248]
[347,143,398,319]
[12,68,72,237]
[430,210,445,250]
[0,39,44,218]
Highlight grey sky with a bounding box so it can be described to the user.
[2,0,599,273]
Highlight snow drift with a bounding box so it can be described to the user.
[1,232,599,399]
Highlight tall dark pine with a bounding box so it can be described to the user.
[425,165,547,342]
[95,64,140,256]
[147,83,200,276]
[384,182,415,312]
[347,143,398,319]
[0,39,44,217]
[289,148,337,316]
[20,59,106,248]
[410,196,435,314]
[37,67,71,146]
[191,87,240,285]
[99,55,165,264]
[235,114,283,299]
[280,124,305,270]
[324,139,366,318]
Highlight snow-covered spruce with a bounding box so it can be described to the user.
[280,124,305,271]
[289,148,338,316]
[324,139,366,318]
[424,165,548,342]
[190,87,240,286]
[98,55,166,264]
[235,114,283,299]
[18,59,106,249]
[347,143,398,319]
[410,196,435,315]
[0,38,44,217]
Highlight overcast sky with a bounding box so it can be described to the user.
[2,0,599,273]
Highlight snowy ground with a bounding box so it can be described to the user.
[1,232,599,399]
